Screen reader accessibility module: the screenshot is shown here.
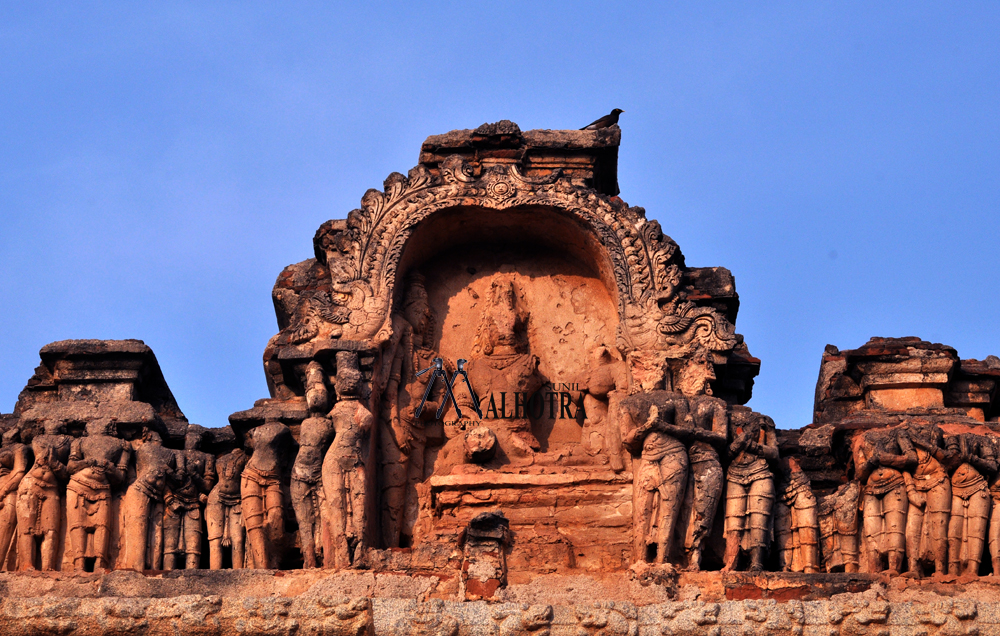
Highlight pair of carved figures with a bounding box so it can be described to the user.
[620,353,790,573]
[0,420,216,572]
[854,423,1000,577]
[288,350,373,570]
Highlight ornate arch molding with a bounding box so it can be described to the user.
[294,155,739,359]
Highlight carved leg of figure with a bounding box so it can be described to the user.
[948,494,966,576]
[66,489,86,570]
[793,494,821,574]
[379,447,406,549]
[401,433,426,547]
[884,486,908,576]
[348,466,367,562]
[15,478,40,571]
[0,492,18,570]
[654,450,687,565]
[861,493,884,574]
[184,507,202,569]
[326,469,350,570]
[633,479,657,563]
[230,504,245,569]
[683,457,723,572]
[990,497,1000,575]
[148,501,165,570]
[747,477,774,573]
[773,501,792,572]
[926,481,952,576]
[122,487,151,571]
[263,481,283,569]
[163,504,183,570]
[206,495,224,570]
[38,490,61,571]
[291,479,319,568]
[723,481,749,571]
[963,490,990,576]
[92,501,111,570]
[241,475,267,569]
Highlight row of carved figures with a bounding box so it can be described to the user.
[0,350,370,572]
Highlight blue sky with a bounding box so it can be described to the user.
[1,3,998,429]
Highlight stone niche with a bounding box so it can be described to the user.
[5,123,1000,635]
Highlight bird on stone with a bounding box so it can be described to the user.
[581,108,624,130]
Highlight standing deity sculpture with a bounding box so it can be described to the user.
[381,271,443,547]
[0,427,31,570]
[674,352,728,571]
[989,435,1000,576]
[854,426,915,575]
[322,351,372,569]
[66,419,130,571]
[722,412,779,572]
[242,419,293,569]
[207,448,248,569]
[946,432,995,576]
[292,413,336,568]
[621,393,690,565]
[818,481,861,573]
[462,274,543,460]
[163,425,216,570]
[15,420,72,571]
[903,422,953,577]
[774,457,820,573]
[122,429,177,571]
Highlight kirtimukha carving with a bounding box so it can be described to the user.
[207,448,248,569]
[242,420,292,569]
[322,351,372,569]
[0,427,30,570]
[903,422,952,577]
[723,412,778,572]
[122,429,177,571]
[163,425,216,570]
[66,419,130,571]
[675,352,728,571]
[16,419,72,571]
[946,432,995,576]
[854,426,915,575]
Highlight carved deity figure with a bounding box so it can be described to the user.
[292,414,335,568]
[818,482,861,573]
[0,428,31,569]
[990,435,1000,576]
[207,448,248,569]
[15,420,71,570]
[66,419,130,571]
[122,429,177,571]
[722,412,779,572]
[774,457,820,573]
[903,423,952,577]
[163,426,216,570]
[463,274,544,459]
[946,432,995,576]
[854,426,915,575]
[621,394,690,564]
[381,271,443,548]
[675,352,728,571]
[322,351,373,569]
[242,420,292,569]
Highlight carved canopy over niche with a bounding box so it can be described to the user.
[272,122,745,378]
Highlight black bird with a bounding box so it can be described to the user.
[581,108,624,130]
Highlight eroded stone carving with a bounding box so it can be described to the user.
[855,427,914,575]
[164,425,215,570]
[0,427,30,570]
[16,419,72,571]
[904,422,952,577]
[242,420,292,569]
[122,429,176,571]
[723,412,778,572]
[206,448,247,569]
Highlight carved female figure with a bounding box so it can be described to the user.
[946,432,995,576]
[322,351,373,569]
[0,427,30,569]
[122,429,176,571]
[16,420,72,571]
[207,448,248,569]
[292,415,335,568]
[66,419,130,571]
[854,426,915,575]
[774,457,820,573]
[163,426,216,570]
[722,412,779,572]
[903,422,953,577]
[242,420,292,569]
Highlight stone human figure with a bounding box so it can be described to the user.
[0,428,31,569]
[163,426,216,570]
[774,457,820,573]
[722,412,779,572]
[463,274,544,459]
[674,353,728,571]
[65,419,130,571]
[303,360,330,414]
[853,426,916,575]
[122,429,177,571]
[946,432,995,576]
[206,448,248,569]
[903,422,953,577]
[322,351,373,569]
[292,414,335,568]
[380,271,443,548]
[989,435,1000,576]
[621,395,691,564]
[818,482,861,573]
[241,420,293,569]
[15,420,72,571]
